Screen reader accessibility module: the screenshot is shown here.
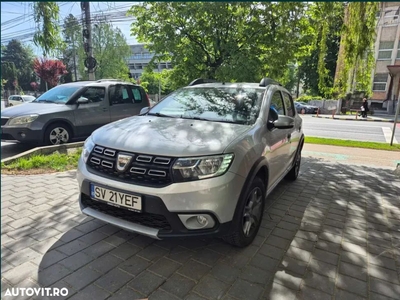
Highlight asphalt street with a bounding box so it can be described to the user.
[301,115,400,143]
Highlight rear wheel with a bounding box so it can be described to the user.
[285,147,301,180]
[223,176,266,247]
[44,123,72,145]
[8,103,13,107]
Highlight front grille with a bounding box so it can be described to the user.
[1,118,9,126]
[81,194,171,231]
[87,145,175,187]
[1,133,14,140]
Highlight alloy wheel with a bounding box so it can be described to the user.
[242,187,263,237]
[49,127,69,145]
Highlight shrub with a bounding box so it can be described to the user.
[296,95,323,102]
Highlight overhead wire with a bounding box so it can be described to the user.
[1,7,136,44]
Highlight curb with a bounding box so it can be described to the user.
[1,141,84,165]
[312,116,395,122]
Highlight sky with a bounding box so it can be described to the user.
[1,1,138,55]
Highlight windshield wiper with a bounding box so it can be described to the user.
[180,116,210,121]
[35,100,56,103]
[147,112,177,118]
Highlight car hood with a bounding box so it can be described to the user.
[92,115,251,157]
[1,103,72,117]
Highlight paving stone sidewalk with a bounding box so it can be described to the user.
[1,157,400,300]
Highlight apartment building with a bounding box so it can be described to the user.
[127,44,172,80]
[371,2,400,111]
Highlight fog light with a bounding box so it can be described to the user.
[178,214,215,230]
[197,215,208,226]
[20,133,26,138]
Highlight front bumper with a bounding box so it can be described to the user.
[1,126,42,143]
[77,157,245,239]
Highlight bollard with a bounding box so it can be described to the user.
[301,108,305,115]
[316,108,319,117]
[331,109,335,119]
[356,111,358,120]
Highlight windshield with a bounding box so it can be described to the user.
[33,85,81,104]
[148,86,265,125]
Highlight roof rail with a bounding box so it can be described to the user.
[96,79,124,83]
[259,77,282,87]
[188,78,218,86]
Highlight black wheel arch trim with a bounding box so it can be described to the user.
[43,118,76,140]
[230,156,269,228]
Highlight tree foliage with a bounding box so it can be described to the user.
[61,14,81,82]
[297,3,343,97]
[77,21,131,81]
[139,68,174,95]
[128,2,311,88]
[1,40,35,90]
[33,2,64,56]
[335,2,378,97]
[33,58,67,89]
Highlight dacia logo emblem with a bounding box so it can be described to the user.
[116,154,132,172]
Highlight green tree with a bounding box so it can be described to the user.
[335,2,378,97]
[33,2,64,56]
[128,2,311,88]
[297,2,344,97]
[139,68,174,95]
[62,14,81,82]
[77,21,131,81]
[1,40,35,91]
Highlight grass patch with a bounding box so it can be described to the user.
[1,148,82,174]
[305,137,400,151]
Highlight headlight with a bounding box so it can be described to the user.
[81,136,95,163]
[8,114,39,126]
[172,154,234,182]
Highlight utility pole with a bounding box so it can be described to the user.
[81,2,96,80]
[390,94,399,146]
[72,32,78,81]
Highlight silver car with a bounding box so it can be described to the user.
[77,78,304,247]
[1,80,149,145]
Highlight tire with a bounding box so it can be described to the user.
[8,103,13,107]
[44,123,72,145]
[285,147,302,181]
[223,176,266,247]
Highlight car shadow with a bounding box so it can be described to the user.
[26,157,400,300]
[0,142,35,160]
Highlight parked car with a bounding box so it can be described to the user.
[7,95,36,106]
[77,77,304,247]
[294,101,319,114]
[1,80,149,145]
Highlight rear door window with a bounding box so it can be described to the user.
[130,86,143,103]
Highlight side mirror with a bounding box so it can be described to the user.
[140,106,150,115]
[273,115,295,129]
[77,97,89,105]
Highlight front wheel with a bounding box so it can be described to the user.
[223,176,266,247]
[44,123,72,145]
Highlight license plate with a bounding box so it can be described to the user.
[90,184,142,212]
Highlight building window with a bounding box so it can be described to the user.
[379,41,395,49]
[373,74,388,91]
[397,42,400,59]
[378,50,392,59]
[378,41,395,60]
